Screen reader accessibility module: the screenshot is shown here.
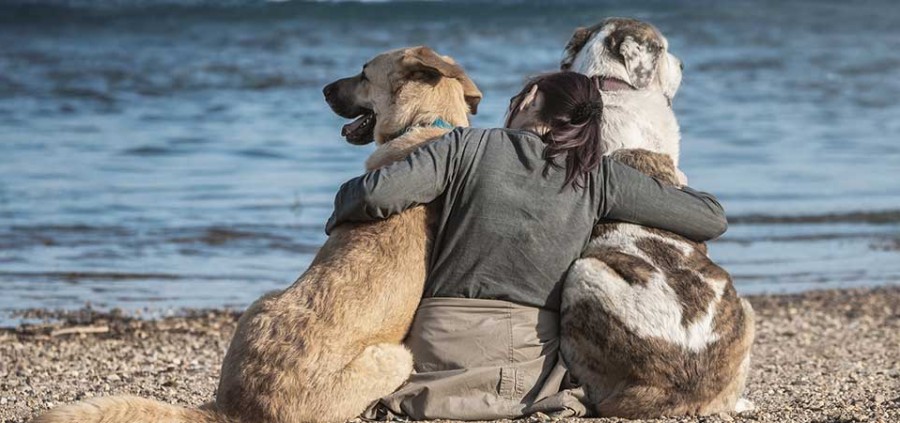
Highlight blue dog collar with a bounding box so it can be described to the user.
[430,118,454,130]
[388,118,455,141]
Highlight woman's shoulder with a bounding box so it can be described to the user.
[454,127,541,144]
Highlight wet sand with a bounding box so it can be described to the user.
[1,287,898,423]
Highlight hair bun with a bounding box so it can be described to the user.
[571,99,604,124]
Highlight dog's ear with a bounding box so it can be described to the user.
[608,33,663,89]
[561,26,594,70]
[457,73,483,115]
[401,46,483,115]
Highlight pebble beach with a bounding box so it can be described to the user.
[3,1,900,422]
[1,287,897,423]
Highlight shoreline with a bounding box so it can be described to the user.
[2,286,898,422]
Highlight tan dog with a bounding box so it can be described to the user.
[34,46,481,423]
[561,17,686,184]
[558,18,755,418]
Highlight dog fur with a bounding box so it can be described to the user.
[559,18,755,418]
[33,46,481,423]
[561,17,684,182]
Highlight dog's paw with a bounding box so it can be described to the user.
[735,397,756,413]
[362,343,414,381]
[676,168,689,187]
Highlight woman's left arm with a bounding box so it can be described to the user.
[325,128,466,235]
[599,157,728,242]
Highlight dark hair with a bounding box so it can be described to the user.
[506,71,604,189]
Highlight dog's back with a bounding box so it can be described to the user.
[560,149,755,418]
[597,89,680,163]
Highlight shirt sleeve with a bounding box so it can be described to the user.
[598,156,728,242]
[325,128,467,235]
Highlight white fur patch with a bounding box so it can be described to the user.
[568,228,726,352]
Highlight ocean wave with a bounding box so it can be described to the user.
[0,67,324,101]
[871,238,900,252]
[730,210,900,225]
[0,270,260,281]
[0,0,614,20]
[714,232,898,244]
[0,224,322,253]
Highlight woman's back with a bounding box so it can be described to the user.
[423,127,598,310]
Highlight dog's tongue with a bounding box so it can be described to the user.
[342,114,370,137]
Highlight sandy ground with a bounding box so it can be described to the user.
[1,287,898,423]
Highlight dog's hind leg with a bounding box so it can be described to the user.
[316,343,413,422]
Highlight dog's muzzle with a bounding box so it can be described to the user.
[323,80,377,145]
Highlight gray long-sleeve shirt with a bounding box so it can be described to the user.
[327,127,727,311]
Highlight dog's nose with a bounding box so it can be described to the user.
[323,82,337,99]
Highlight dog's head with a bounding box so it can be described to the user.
[561,18,682,101]
[323,46,482,145]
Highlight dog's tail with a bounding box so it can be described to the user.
[33,395,234,423]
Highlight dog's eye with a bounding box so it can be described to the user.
[360,70,368,82]
[679,61,684,71]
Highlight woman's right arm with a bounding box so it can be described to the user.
[599,157,728,242]
[325,127,470,235]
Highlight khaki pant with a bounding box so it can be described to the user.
[363,298,586,421]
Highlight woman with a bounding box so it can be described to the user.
[326,72,727,420]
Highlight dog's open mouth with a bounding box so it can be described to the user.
[341,111,376,145]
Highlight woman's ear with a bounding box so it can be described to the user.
[519,84,543,113]
[505,84,540,129]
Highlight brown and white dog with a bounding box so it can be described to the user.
[558,18,756,418]
[34,46,481,423]
[561,149,755,418]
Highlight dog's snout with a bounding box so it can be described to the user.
[323,82,337,100]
